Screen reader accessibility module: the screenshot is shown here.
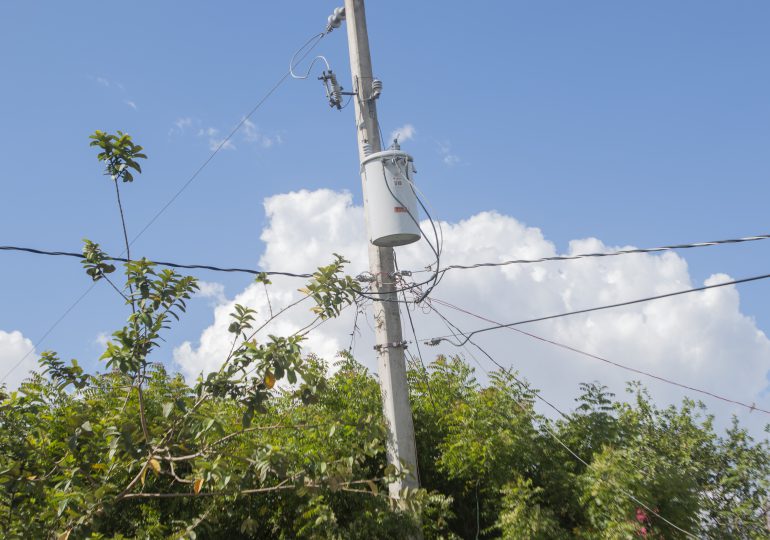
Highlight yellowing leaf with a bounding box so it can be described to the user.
[194,477,204,494]
[140,467,147,487]
[57,530,71,540]
[149,458,161,475]
[264,372,276,389]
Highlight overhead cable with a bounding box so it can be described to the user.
[429,297,770,415]
[423,271,770,346]
[0,283,97,385]
[0,246,313,279]
[415,233,770,275]
[424,304,698,539]
[0,29,329,385]
[130,32,326,249]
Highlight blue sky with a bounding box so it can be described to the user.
[1,1,769,424]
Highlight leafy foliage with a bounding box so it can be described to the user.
[408,363,770,539]
[89,130,147,183]
[81,240,116,281]
[2,130,768,539]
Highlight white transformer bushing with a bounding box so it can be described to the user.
[361,150,421,247]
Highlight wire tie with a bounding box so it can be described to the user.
[373,341,408,352]
[355,273,377,283]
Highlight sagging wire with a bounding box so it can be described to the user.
[410,234,770,278]
[429,296,770,416]
[399,286,439,413]
[422,302,697,538]
[354,157,442,305]
[347,285,372,355]
[289,32,332,80]
[428,301,576,421]
[423,271,770,347]
[0,26,333,386]
[395,157,444,302]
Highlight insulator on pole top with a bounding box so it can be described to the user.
[326,6,346,32]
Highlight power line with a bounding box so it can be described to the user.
[428,302,570,419]
[423,271,770,346]
[0,246,313,279]
[400,289,439,413]
[129,31,327,250]
[0,30,328,386]
[0,283,97,384]
[413,233,770,276]
[7,228,770,293]
[429,297,770,416]
[424,303,697,538]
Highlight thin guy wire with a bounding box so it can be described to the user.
[427,304,697,538]
[415,233,770,275]
[0,283,97,384]
[0,31,327,385]
[430,296,770,416]
[424,271,770,346]
[428,303,570,420]
[400,289,439,413]
[130,31,327,249]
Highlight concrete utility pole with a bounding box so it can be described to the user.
[342,0,420,498]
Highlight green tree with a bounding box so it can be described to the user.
[2,131,769,539]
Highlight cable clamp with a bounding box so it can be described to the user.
[355,273,377,283]
[424,338,442,347]
[374,341,408,352]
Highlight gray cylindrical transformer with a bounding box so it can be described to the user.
[361,150,421,247]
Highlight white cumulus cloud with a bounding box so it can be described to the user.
[438,141,460,166]
[197,281,227,305]
[0,330,38,389]
[242,118,281,149]
[203,127,236,152]
[173,189,770,435]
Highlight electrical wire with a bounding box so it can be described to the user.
[429,296,770,416]
[428,303,570,420]
[400,288,439,412]
[423,271,770,346]
[350,97,443,304]
[0,243,419,307]
[353,158,442,303]
[425,303,698,538]
[0,246,313,279]
[0,283,97,385]
[130,32,326,249]
[413,233,770,276]
[0,29,329,386]
[289,33,330,79]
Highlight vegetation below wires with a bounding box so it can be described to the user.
[0,131,767,539]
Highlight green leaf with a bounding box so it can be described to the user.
[175,397,188,413]
[242,408,254,428]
